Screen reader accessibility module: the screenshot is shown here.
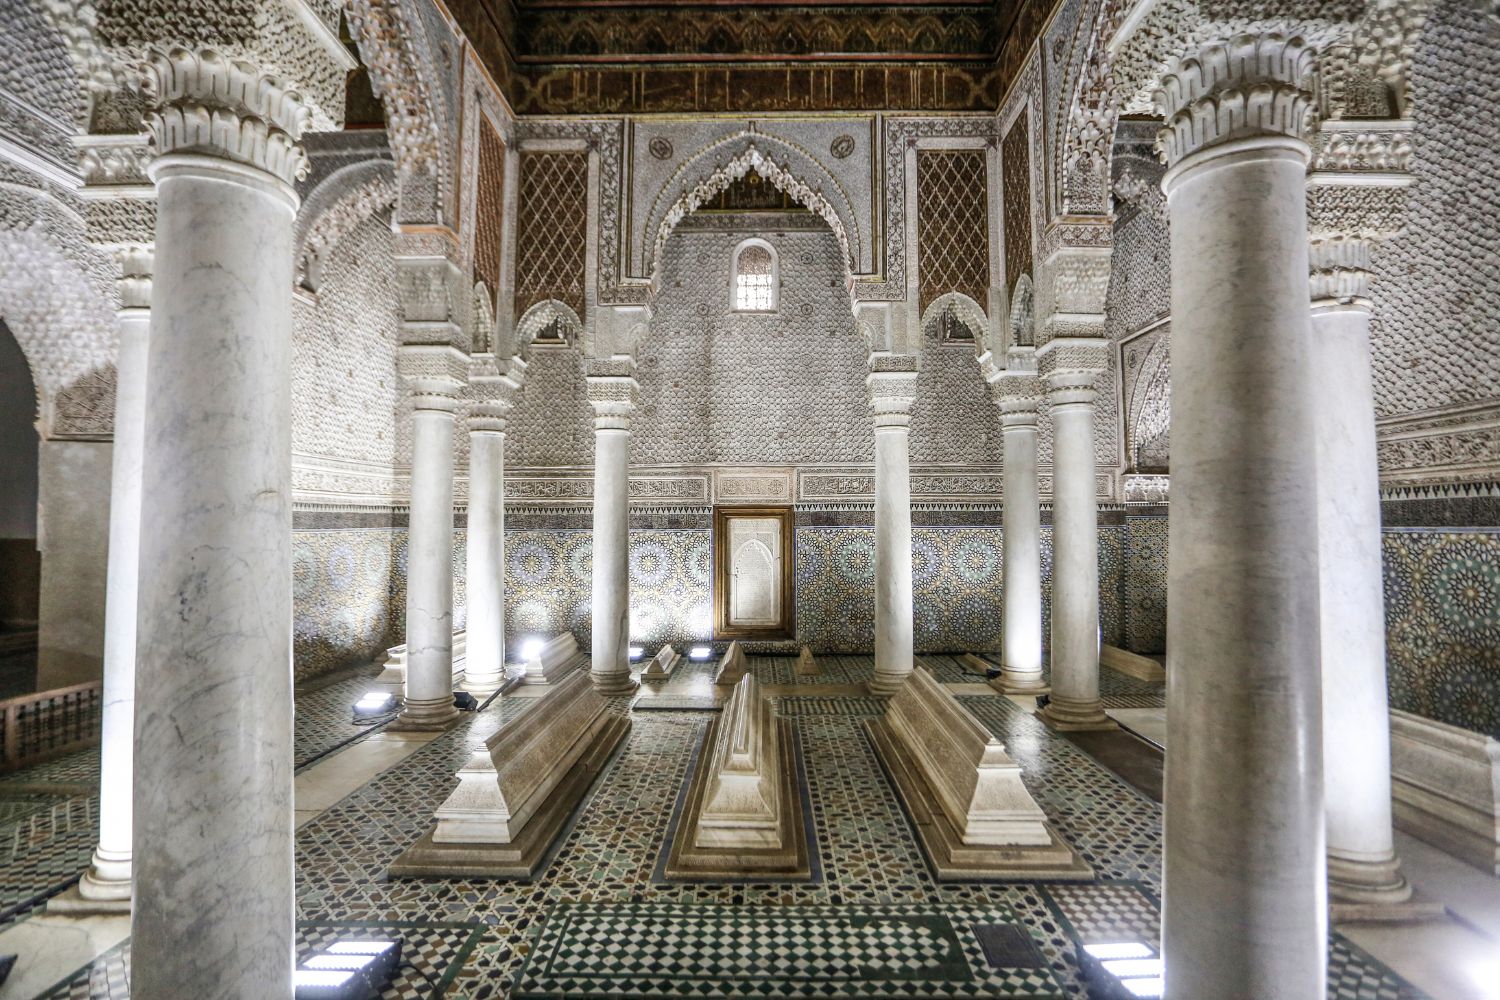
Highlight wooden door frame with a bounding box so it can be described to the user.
[712,505,795,640]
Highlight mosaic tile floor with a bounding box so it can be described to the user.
[0,747,99,925]
[34,656,1422,999]
[293,664,397,770]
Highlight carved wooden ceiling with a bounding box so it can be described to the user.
[446,0,1055,114]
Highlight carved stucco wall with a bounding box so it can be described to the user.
[292,214,408,470]
[633,227,875,466]
[1369,0,1500,417]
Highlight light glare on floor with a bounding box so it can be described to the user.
[304,954,376,971]
[1469,955,1500,998]
[1084,942,1153,960]
[1102,957,1164,978]
[689,646,712,660]
[293,969,356,987]
[520,637,544,661]
[629,645,645,659]
[1123,976,1165,997]
[327,940,398,956]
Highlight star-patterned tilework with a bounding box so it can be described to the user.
[28,656,1425,999]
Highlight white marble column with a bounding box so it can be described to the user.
[991,354,1046,693]
[63,247,152,912]
[868,363,918,696]
[1037,345,1112,730]
[1156,34,1326,997]
[395,346,466,729]
[462,356,519,695]
[587,363,638,695]
[132,48,306,997]
[1310,236,1409,905]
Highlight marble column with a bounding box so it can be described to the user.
[132,48,306,997]
[868,363,918,696]
[394,346,466,729]
[1310,236,1409,905]
[462,356,518,695]
[65,247,152,912]
[991,354,1046,693]
[1156,34,1326,997]
[587,364,638,695]
[1037,344,1113,730]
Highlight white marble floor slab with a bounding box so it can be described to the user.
[1340,917,1499,1000]
[1106,708,1167,750]
[1395,829,1500,940]
[0,912,130,999]
[293,728,444,827]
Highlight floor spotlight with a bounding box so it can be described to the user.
[1077,941,1164,999]
[293,938,400,1000]
[628,645,645,660]
[352,691,396,724]
[453,691,479,712]
[689,645,713,660]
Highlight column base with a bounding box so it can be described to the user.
[590,671,638,697]
[1327,851,1421,911]
[1329,852,1444,924]
[1038,698,1117,732]
[866,671,910,697]
[50,851,132,914]
[461,671,506,697]
[996,671,1049,695]
[389,696,462,731]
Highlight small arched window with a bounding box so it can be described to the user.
[731,239,778,312]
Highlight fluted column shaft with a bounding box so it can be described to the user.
[588,367,638,695]
[397,370,462,728]
[868,366,917,696]
[132,47,307,998]
[1156,34,1326,998]
[993,362,1045,692]
[1037,356,1112,730]
[1310,237,1408,904]
[75,248,152,909]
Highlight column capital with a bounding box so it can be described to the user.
[465,353,519,433]
[398,344,468,412]
[586,358,638,431]
[1153,33,1317,170]
[866,359,918,431]
[115,244,153,313]
[990,363,1043,428]
[1309,235,1376,310]
[139,46,311,187]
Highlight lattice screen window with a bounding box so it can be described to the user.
[473,118,507,308]
[732,240,777,311]
[916,149,990,313]
[515,151,589,321]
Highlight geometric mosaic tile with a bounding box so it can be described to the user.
[24,655,1430,999]
[513,901,1064,998]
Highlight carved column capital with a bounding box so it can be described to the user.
[990,350,1043,429]
[139,46,311,187]
[1309,235,1376,309]
[465,354,519,433]
[586,358,638,432]
[1154,33,1318,169]
[866,356,918,431]
[115,244,153,313]
[1038,337,1109,408]
[398,344,468,412]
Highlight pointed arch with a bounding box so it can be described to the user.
[294,159,398,292]
[918,291,990,351]
[643,132,862,286]
[513,298,586,358]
